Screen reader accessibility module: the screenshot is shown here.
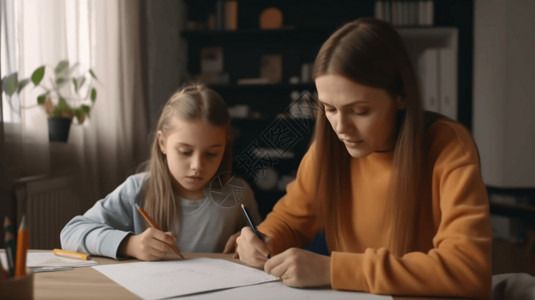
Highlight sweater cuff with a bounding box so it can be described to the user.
[257,224,287,255]
[86,229,132,259]
[331,251,367,291]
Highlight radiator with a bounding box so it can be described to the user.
[15,175,80,249]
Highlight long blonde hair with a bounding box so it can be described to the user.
[313,18,428,256]
[142,84,231,231]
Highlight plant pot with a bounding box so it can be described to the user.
[48,117,72,142]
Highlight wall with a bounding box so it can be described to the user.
[143,0,187,130]
[0,139,74,248]
[473,0,535,188]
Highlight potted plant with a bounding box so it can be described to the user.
[2,60,98,142]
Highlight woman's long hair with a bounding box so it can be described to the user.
[313,18,427,256]
[142,84,231,231]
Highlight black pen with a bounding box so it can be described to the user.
[240,204,270,259]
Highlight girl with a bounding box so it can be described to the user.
[236,18,492,299]
[61,84,260,260]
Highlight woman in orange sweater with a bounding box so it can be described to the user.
[236,18,492,299]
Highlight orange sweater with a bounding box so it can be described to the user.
[258,119,492,299]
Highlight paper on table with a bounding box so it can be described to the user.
[92,257,279,300]
[175,281,394,300]
[1,251,97,273]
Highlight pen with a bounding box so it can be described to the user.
[53,249,91,260]
[134,204,185,259]
[240,204,270,259]
[15,216,29,278]
[4,216,16,277]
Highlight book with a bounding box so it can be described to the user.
[200,47,224,74]
[260,54,282,83]
[224,0,238,30]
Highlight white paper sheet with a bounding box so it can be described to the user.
[92,257,279,300]
[1,251,97,272]
[175,281,394,300]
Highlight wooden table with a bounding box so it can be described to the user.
[35,252,231,299]
[31,251,469,300]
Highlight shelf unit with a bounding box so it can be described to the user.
[181,0,473,217]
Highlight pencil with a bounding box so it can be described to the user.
[15,216,29,278]
[240,204,270,258]
[134,204,185,259]
[4,217,16,277]
[53,249,91,260]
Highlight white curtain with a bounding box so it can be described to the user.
[2,0,149,208]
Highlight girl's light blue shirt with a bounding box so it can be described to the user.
[60,173,261,259]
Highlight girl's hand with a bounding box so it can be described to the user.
[236,227,273,268]
[222,231,240,255]
[265,248,331,288]
[119,227,177,261]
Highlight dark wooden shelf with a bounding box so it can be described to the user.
[181,28,333,45]
[213,85,317,118]
[231,117,315,131]
[182,0,476,218]
[488,186,535,220]
[490,202,535,220]
[210,83,315,93]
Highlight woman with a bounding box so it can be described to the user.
[236,18,492,299]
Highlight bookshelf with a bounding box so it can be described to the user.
[181,0,474,217]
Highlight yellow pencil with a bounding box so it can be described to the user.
[135,204,185,259]
[53,249,91,261]
[15,216,29,278]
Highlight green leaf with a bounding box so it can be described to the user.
[37,93,49,105]
[54,97,73,118]
[57,97,69,110]
[56,77,66,87]
[72,78,79,92]
[90,88,97,102]
[3,73,19,96]
[74,109,85,123]
[18,78,31,93]
[52,106,62,117]
[89,69,97,80]
[31,66,45,85]
[54,60,69,75]
[81,104,90,116]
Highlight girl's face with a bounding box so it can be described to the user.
[158,117,227,200]
[315,74,403,158]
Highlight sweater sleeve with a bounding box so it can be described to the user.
[258,145,322,254]
[60,174,145,259]
[331,123,492,299]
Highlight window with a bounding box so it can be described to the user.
[0,0,93,141]
[1,0,21,123]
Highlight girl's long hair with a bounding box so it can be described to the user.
[142,84,231,231]
[313,18,427,256]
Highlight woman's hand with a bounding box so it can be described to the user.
[236,227,273,268]
[119,227,177,261]
[265,248,331,288]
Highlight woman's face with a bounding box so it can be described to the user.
[158,117,227,200]
[315,74,403,158]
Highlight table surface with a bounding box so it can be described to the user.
[29,250,469,300]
